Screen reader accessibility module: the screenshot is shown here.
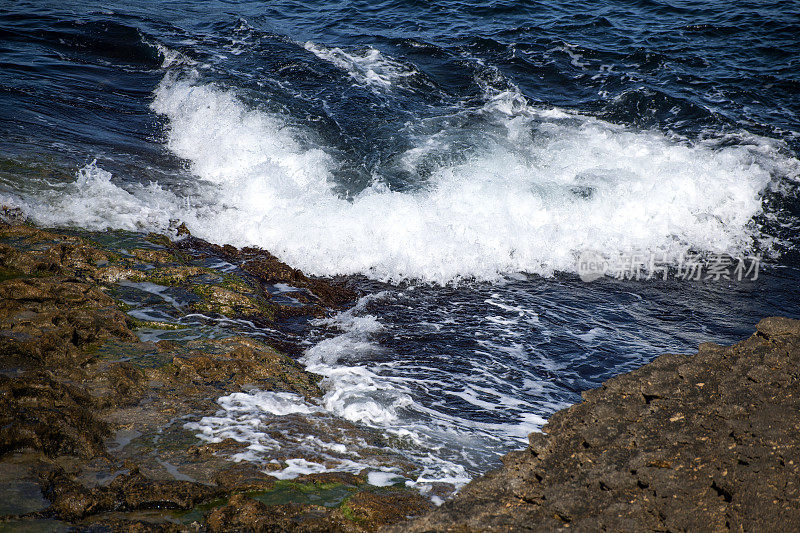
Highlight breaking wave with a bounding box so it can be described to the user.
[19,49,798,284]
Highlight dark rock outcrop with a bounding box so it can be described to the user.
[391,317,800,532]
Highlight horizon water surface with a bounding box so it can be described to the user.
[1,0,800,493]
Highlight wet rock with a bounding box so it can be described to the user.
[341,490,433,530]
[297,472,366,487]
[204,485,432,532]
[172,235,357,310]
[206,493,358,533]
[145,266,207,286]
[239,251,356,309]
[0,373,109,459]
[42,469,119,520]
[0,205,26,225]
[129,248,176,265]
[0,224,412,532]
[392,317,800,532]
[0,453,57,515]
[87,362,148,409]
[0,224,110,278]
[43,467,221,520]
[212,462,278,493]
[0,276,135,367]
[175,223,191,238]
[109,470,220,511]
[162,337,322,399]
[77,517,189,532]
[94,265,148,283]
[190,283,271,318]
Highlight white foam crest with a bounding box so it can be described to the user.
[150,80,334,192]
[303,330,414,427]
[299,292,417,427]
[22,75,794,283]
[268,459,338,479]
[184,390,394,481]
[24,161,177,232]
[367,471,404,487]
[151,78,787,282]
[218,391,318,416]
[304,42,417,90]
[184,370,469,487]
[152,42,195,69]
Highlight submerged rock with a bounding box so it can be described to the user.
[342,490,433,530]
[392,317,800,532]
[205,487,432,533]
[163,336,322,399]
[206,493,357,533]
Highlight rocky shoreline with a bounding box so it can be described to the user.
[2,217,798,532]
[393,318,800,532]
[0,219,431,532]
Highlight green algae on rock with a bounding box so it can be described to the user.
[0,220,433,532]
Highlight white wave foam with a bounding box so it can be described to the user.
[20,69,797,283]
[184,390,385,481]
[304,42,417,90]
[301,292,414,427]
[183,293,500,489]
[23,161,178,231]
[154,43,190,69]
[218,391,318,416]
[294,293,546,485]
[150,76,792,282]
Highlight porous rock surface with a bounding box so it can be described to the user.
[391,317,800,532]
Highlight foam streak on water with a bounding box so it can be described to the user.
[184,288,563,490]
[304,42,419,90]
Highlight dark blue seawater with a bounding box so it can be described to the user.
[1,0,799,489]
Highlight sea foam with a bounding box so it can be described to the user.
[22,64,795,284]
[304,42,419,90]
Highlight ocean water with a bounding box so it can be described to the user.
[2,0,800,492]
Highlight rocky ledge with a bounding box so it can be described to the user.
[391,317,800,532]
[0,220,431,532]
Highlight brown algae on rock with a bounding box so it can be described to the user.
[0,221,436,531]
